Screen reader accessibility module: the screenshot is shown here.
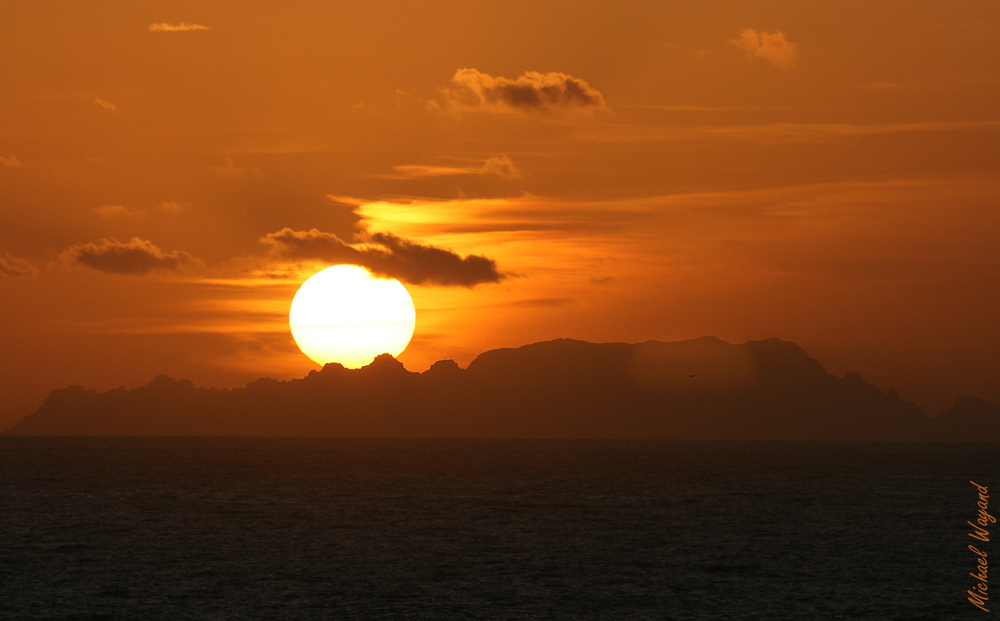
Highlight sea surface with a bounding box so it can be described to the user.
[1,437,997,620]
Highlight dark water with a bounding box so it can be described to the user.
[1,438,996,620]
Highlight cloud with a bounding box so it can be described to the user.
[389,164,471,178]
[438,69,608,113]
[210,157,261,176]
[93,97,117,112]
[571,119,1000,145]
[730,29,799,70]
[356,195,643,238]
[260,228,504,287]
[149,22,210,32]
[0,253,38,277]
[93,204,141,218]
[388,155,523,180]
[0,155,22,167]
[92,202,185,218]
[159,200,188,213]
[62,237,200,275]
[480,155,522,178]
[859,81,911,90]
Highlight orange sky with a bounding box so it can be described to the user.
[1,1,998,428]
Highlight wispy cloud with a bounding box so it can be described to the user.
[149,22,210,33]
[480,155,522,178]
[92,201,186,218]
[93,205,141,218]
[210,157,261,176]
[260,228,505,287]
[0,253,38,277]
[62,237,200,275]
[572,119,1000,144]
[0,154,22,167]
[352,179,1000,250]
[352,176,1000,286]
[355,195,650,240]
[435,69,608,114]
[93,97,117,112]
[389,164,472,179]
[858,81,912,90]
[619,104,739,112]
[159,200,187,213]
[387,155,522,180]
[730,29,799,70]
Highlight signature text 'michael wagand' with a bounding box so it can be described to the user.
[968,481,994,612]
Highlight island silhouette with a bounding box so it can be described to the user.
[4,337,997,440]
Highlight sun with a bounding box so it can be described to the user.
[289,265,416,368]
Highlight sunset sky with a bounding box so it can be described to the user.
[1,1,998,429]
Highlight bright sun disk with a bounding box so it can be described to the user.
[289,265,416,367]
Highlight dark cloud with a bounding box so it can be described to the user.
[62,237,199,275]
[260,228,504,287]
[440,69,608,113]
[0,253,38,277]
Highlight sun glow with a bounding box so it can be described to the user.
[289,265,416,367]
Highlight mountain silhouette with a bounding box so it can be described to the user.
[3,337,995,440]
[931,395,1000,441]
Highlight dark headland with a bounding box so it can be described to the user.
[4,337,998,440]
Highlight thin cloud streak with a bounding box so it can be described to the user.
[343,176,1000,329]
[93,205,141,218]
[92,202,185,218]
[388,164,476,178]
[93,97,117,112]
[210,157,261,176]
[386,155,522,180]
[353,177,1000,253]
[573,119,1000,144]
[149,22,210,32]
[45,317,290,336]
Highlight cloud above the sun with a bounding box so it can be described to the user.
[730,29,799,70]
[62,237,200,275]
[436,69,608,114]
[260,228,505,287]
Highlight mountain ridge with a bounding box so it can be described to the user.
[4,337,996,441]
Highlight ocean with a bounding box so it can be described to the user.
[1,437,996,620]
